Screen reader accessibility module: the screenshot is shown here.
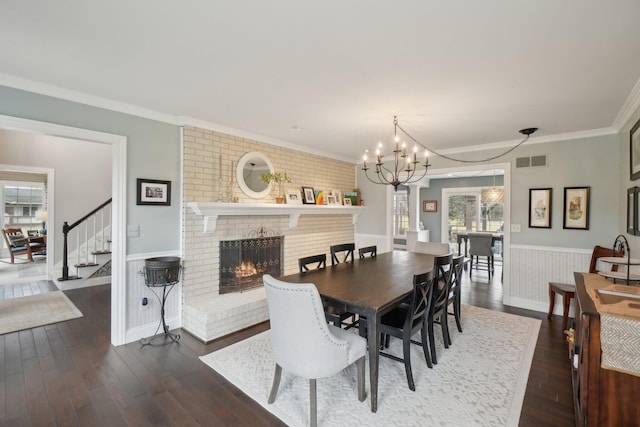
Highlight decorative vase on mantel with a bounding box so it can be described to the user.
[260,171,291,204]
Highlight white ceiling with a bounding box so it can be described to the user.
[1,1,640,163]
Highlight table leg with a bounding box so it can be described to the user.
[366,312,379,413]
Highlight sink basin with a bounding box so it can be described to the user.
[597,287,640,305]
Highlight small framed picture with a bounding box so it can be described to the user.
[563,187,590,230]
[137,178,171,206]
[423,200,437,212]
[628,187,636,235]
[302,186,316,204]
[344,198,352,206]
[331,190,342,205]
[529,188,552,228]
[286,190,303,205]
[327,195,338,205]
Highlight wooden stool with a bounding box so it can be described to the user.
[548,282,576,331]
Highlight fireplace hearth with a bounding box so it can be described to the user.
[219,236,283,294]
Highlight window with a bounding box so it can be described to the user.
[2,184,44,231]
[393,190,409,237]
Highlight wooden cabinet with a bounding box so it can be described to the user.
[572,273,640,427]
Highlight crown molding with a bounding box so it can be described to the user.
[613,76,640,131]
[178,116,354,163]
[0,72,178,125]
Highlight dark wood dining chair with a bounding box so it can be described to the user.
[426,252,453,364]
[358,245,377,259]
[376,270,435,391]
[445,255,465,344]
[298,254,355,329]
[330,243,355,266]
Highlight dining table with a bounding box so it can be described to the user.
[278,250,435,413]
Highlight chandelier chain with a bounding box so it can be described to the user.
[395,123,533,164]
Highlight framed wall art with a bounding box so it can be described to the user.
[630,117,640,180]
[563,187,590,230]
[136,178,171,206]
[529,188,552,228]
[633,186,640,235]
[423,200,437,213]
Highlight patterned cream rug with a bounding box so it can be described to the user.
[0,291,83,335]
[200,305,540,427]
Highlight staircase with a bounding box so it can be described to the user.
[56,199,112,289]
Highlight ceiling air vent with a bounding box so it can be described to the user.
[516,155,547,168]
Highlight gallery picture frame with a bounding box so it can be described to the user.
[627,187,637,235]
[630,117,640,181]
[301,186,316,204]
[528,188,552,228]
[634,187,640,236]
[423,200,437,213]
[136,178,171,206]
[563,186,590,230]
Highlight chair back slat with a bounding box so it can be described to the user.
[358,245,377,259]
[330,243,355,265]
[406,270,435,331]
[298,254,327,274]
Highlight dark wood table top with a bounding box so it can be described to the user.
[280,250,435,316]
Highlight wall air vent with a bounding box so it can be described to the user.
[516,155,547,168]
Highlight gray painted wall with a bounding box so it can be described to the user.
[0,85,181,255]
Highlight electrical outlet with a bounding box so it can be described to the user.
[511,224,521,232]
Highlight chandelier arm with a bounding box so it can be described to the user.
[396,123,531,163]
[403,167,429,184]
[364,168,394,186]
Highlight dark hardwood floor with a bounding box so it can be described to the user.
[0,264,575,426]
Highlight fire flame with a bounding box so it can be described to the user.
[235,261,258,277]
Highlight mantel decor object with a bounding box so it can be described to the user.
[260,171,291,204]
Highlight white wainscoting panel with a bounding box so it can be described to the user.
[508,245,592,314]
[355,233,390,254]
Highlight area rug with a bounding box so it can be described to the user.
[0,291,83,335]
[200,304,541,427]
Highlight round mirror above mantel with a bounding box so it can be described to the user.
[236,152,274,199]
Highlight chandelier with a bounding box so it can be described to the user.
[362,116,538,191]
[362,116,430,191]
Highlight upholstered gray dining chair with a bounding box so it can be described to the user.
[263,274,367,427]
[468,232,494,279]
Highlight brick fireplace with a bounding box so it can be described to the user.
[181,126,359,342]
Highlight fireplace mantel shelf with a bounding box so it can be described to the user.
[187,202,366,233]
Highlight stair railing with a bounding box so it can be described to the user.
[59,198,112,281]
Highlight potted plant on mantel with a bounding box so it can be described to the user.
[260,171,291,204]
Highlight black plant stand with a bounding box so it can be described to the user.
[140,257,182,346]
[141,279,181,346]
